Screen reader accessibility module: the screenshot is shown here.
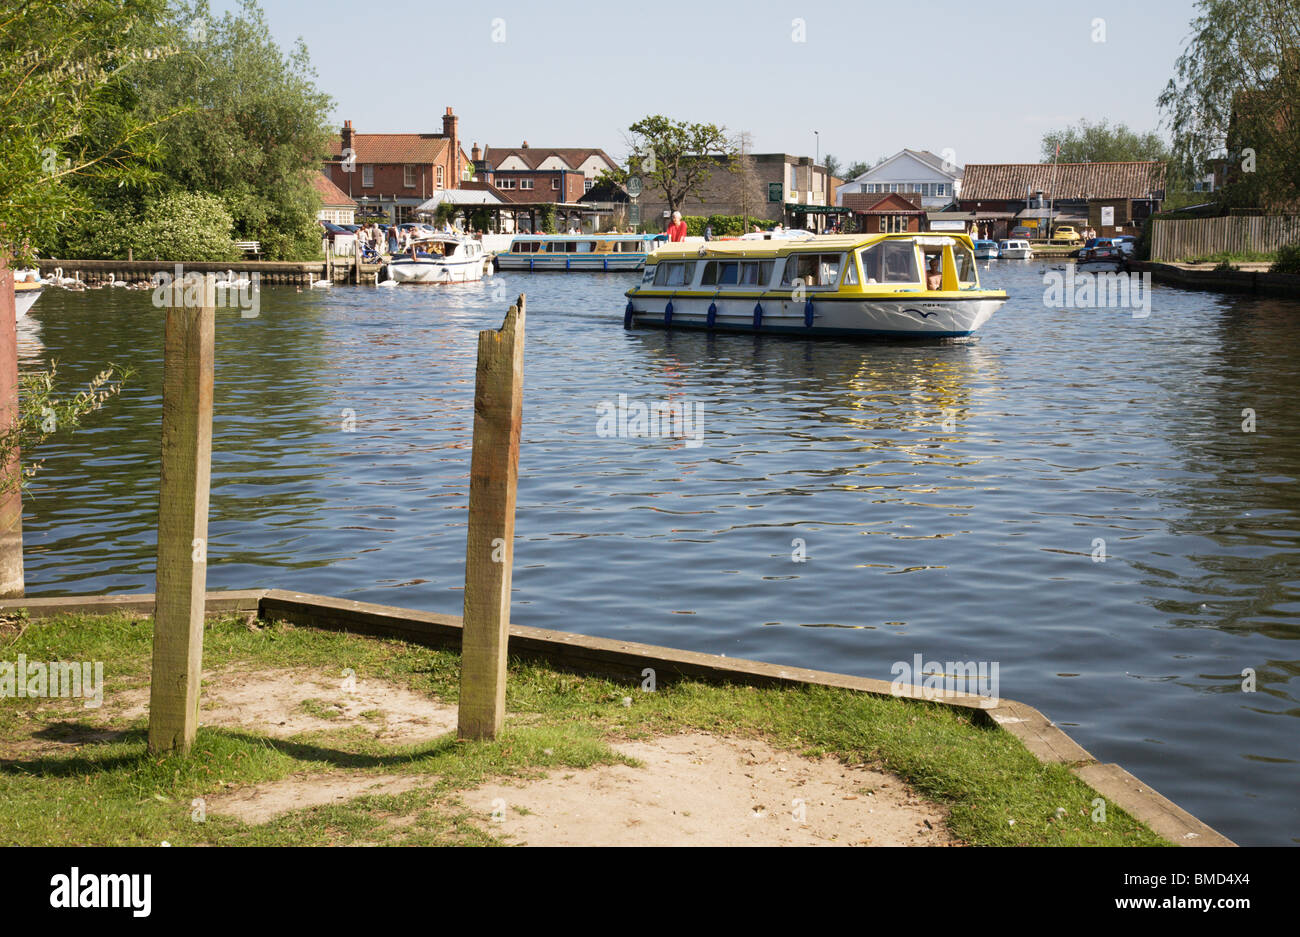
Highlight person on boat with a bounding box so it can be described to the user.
[926,256,943,290]
[704,223,713,241]
[667,211,687,242]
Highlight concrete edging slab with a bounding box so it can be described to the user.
[0,589,1235,846]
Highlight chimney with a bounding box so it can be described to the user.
[442,107,459,184]
[341,119,353,157]
[471,142,481,162]
[521,140,528,149]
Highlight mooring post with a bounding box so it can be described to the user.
[0,261,23,598]
[147,274,216,755]
[457,294,525,740]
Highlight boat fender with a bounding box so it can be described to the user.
[804,299,814,327]
[706,302,717,329]
[664,300,674,326]
[752,302,763,330]
[624,301,635,330]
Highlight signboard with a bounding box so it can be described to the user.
[626,176,643,198]
[1100,205,1115,227]
[629,204,640,225]
[928,220,966,232]
[1023,219,1039,229]
[768,182,783,202]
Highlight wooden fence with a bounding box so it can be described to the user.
[1150,215,1300,262]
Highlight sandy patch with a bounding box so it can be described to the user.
[114,667,457,743]
[461,733,954,846]
[206,772,435,825]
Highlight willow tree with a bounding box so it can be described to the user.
[1158,0,1300,210]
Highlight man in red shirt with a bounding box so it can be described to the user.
[666,210,687,242]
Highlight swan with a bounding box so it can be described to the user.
[108,273,127,287]
[376,266,397,287]
[226,269,251,289]
[307,272,331,289]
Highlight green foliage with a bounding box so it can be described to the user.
[0,362,133,496]
[129,190,240,262]
[683,214,780,237]
[1158,0,1300,211]
[466,208,493,232]
[1041,118,1173,164]
[1270,243,1300,273]
[843,161,871,180]
[535,204,557,234]
[433,202,459,227]
[0,0,178,263]
[621,115,737,215]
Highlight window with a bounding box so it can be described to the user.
[780,253,843,289]
[436,165,444,188]
[576,241,596,253]
[790,166,797,190]
[552,178,561,190]
[498,178,516,189]
[404,165,416,188]
[880,214,909,233]
[858,242,918,284]
[700,260,774,287]
[513,240,539,253]
[520,179,534,190]
[584,178,594,192]
[362,165,374,188]
[653,261,696,287]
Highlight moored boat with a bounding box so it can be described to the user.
[623,232,1006,339]
[387,235,487,284]
[12,270,45,318]
[997,238,1033,260]
[1076,238,1125,272]
[496,233,665,272]
[972,239,1000,259]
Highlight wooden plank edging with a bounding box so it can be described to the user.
[0,588,1235,846]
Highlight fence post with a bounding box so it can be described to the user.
[147,274,216,756]
[457,294,525,741]
[0,261,22,598]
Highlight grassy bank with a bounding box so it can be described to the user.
[0,611,1167,846]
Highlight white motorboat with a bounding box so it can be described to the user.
[997,239,1033,260]
[387,235,487,284]
[12,270,45,318]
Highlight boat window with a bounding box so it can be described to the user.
[577,241,596,253]
[653,261,696,287]
[842,257,858,285]
[858,242,919,284]
[953,243,976,284]
[513,241,536,253]
[781,253,843,289]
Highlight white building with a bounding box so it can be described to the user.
[836,149,962,210]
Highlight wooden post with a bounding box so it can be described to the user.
[0,261,23,598]
[457,295,525,740]
[147,274,216,755]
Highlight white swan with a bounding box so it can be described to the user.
[376,266,397,287]
[308,272,331,289]
[108,273,127,287]
[226,269,251,289]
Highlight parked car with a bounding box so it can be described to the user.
[319,220,357,253]
[1010,225,1033,239]
[1051,226,1082,243]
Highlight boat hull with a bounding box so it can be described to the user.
[625,295,1004,339]
[998,249,1033,259]
[388,257,485,284]
[497,254,648,272]
[14,284,43,318]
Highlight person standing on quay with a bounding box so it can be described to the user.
[667,210,687,242]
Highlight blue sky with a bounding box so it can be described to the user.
[222,0,1202,168]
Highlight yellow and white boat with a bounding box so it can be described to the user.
[623,232,1006,339]
[13,270,46,319]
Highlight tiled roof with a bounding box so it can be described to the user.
[328,133,449,164]
[484,147,616,171]
[961,161,1166,201]
[843,192,924,213]
[311,172,356,208]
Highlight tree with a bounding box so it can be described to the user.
[822,153,842,180]
[843,160,870,180]
[0,0,177,263]
[621,115,737,215]
[1158,0,1300,210]
[1040,119,1172,164]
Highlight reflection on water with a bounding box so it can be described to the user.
[18,265,1300,845]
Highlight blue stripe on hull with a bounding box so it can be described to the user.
[627,317,973,340]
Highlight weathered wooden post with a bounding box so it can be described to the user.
[147,273,216,755]
[457,295,525,740]
[0,261,23,598]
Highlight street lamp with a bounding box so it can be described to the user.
[814,131,819,166]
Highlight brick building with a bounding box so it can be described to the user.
[325,107,470,222]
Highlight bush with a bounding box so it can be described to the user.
[131,191,240,262]
[1270,244,1300,274]
[682,214,781,237]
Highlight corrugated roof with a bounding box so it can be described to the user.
[961,162,1166,201]
[311,172,357,208]
[328,133,449,164]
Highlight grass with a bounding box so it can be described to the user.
[0,611,1169,847]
